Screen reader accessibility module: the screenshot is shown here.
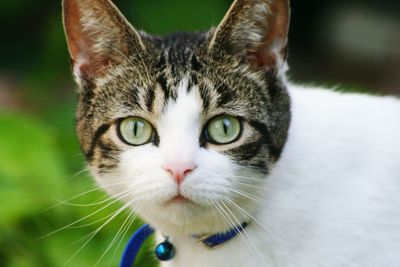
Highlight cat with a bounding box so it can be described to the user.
[62,0,400,266]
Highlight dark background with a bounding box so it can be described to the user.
[0,0,399,266]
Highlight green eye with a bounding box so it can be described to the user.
[119,117,153,146]
[206,115,241,144]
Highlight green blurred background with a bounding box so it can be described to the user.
[0,0,399,266]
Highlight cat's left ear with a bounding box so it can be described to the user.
[209,0,290,71]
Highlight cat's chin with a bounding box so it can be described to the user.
[137,200,251,237]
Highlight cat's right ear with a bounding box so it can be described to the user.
[62,0,146,87]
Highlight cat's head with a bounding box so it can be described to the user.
[63,0,291,236]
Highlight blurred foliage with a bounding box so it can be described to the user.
[0,0,230,266]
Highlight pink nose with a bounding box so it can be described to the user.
[163,162,197,184]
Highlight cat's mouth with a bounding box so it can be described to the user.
[168,193,192,204]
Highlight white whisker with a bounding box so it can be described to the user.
[224,198,281,264]
[212,201,257,260]
[94,210,133,267]
[40,188,133,239]
[219,200,270,267]
[62,197,137,266]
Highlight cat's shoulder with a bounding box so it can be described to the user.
[284,83,400,158]
[287,83,400,122]
[288,83,399,106]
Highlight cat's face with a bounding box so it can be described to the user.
[63,0,290,235]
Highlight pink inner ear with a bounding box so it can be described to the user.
[253,1,289,70]
[64,0,86,62]
[63,0,108,78]
[254,37,288,70]
[254,46,278,70]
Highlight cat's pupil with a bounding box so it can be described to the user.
[223,120,229,135]
[133,122,140,136]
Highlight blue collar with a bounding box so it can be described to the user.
[120,223,248,267]
[192,222,249,249]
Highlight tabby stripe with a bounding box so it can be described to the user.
[145,88,155,112]
[248,120,282,160]
[199,85,210,110]
[97,164,118,173]
[225,138,269,173]
[127,89,140,108]
[248,161,269,174]
[156,75,170,104]
[191,55,202,71]
[98,141,120,161]
[187,75,199,93]
[154,54,167,71]
[265,71,281,98]
[230,140,264,161]
[85,123,111,161]
[215,83,234,106]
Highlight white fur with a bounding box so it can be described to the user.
[95,81,400,267]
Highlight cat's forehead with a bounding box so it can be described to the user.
[149,32,208,72]
[85,31,273,126]
[145,32,209,102]
[149,33,268,106]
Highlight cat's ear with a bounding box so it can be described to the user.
[62,0,146,86]
[209,0,289,71]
